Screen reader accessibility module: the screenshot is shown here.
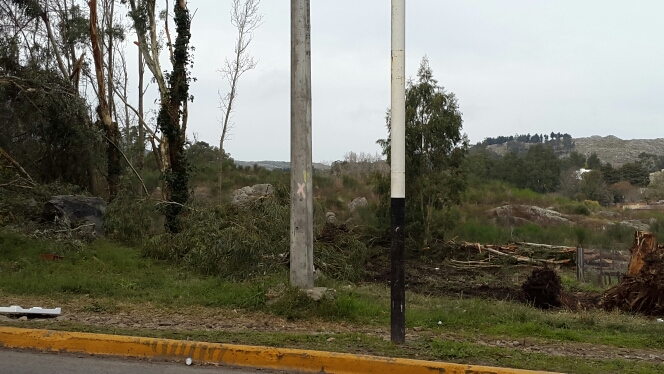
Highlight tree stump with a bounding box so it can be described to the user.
[602,231,664,315]
[627,231,658,275]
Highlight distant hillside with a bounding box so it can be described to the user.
[483,135,664,166]
[234,160,331,171]
[573,136,664,166]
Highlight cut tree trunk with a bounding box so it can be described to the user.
[627,231,658,275]
[602,231,664,316]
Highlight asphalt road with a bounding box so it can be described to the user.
[0,349,293,374]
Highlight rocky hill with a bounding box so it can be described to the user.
[234,160,331,171]
[573,136,664,166]
[484,135,664,166]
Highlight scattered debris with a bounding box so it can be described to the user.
[522,268,562,309]
[0,305,61,316]
[460,241,573,265]
[40,254,64,261]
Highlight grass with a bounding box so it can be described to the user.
[3,228,664,373]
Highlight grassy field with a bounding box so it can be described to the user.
[1,232,664,373]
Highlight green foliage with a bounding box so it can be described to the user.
[567,151,586,169]
[103,181,157,245]
[142,186,369,282]
[378,57,468,247]
[0,61,103,189]
[521,144,562,193]
[571,204,591,216]
[0,182,85,229]
[618,162,649,187]
[637,152,664,173]
[587,153,601,169]
[579,170,613,206]
[156,0,194,233]
[466,146,561,194]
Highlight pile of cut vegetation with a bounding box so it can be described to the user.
[143,185,369,282]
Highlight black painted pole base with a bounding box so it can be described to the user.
[390,197,405,344]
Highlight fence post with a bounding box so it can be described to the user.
[576,244,584,282]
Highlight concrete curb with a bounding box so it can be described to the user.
[0,326,558,374]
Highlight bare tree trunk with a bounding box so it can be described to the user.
[89,0,121,201]
[137,48,145,172]
[217,0,262,202]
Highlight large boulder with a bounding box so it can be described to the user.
[348,197,368,213]
[488,205,574,227]
[42,195,106,234]
[231,184,274,206]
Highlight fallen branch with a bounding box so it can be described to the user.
[461,241,571,265]
[54,223,96,234]
[0,147,35,186]
[514,241,576,252]
[102,134,149,197]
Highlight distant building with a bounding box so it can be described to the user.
[574,168,592,180]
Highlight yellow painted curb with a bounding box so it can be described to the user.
[0,326,559,374]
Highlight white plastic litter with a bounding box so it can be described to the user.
[185,357,193,366]
[0,306,61,316]
[657,318,663,323]
[437,321,442,325]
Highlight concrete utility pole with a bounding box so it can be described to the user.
[390,0,406,344]
[290,0,314,289]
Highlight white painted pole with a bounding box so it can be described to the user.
[390,0,406,344]
[290,0,314,289]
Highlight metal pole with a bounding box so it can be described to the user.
[390,0,406,344]
[290,0,314,289]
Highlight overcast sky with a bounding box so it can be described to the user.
[127,1,664,162]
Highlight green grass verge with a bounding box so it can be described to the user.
[2,232,664,356]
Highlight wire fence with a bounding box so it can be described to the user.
[576,246,630,286]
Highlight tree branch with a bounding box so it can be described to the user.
[102,134,150,197]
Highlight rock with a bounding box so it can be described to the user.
[619,220,650,232]
[348,197,368,213]
[313,268,325,281]
[230,184,274,206]
[325,211,338,224]
[0,315,12,322]
[43,195,106,235]
[18,316,28,321]
[326,337,335,342]
[305,287,336,301]
[598,211,621,218]
[487,205,574,227]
